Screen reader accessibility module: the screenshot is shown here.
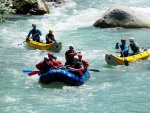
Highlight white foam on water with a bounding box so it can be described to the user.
[52,8,103,31]
[130,6,150,23]
[5,96,17,102]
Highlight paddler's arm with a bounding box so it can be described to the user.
[37,29,42,36]
[27,29,32,38]
[115,43,120,49]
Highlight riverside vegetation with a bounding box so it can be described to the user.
[0,0,15,21]
[0,0,44,21]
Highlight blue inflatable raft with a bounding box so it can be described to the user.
[38,69,90,86]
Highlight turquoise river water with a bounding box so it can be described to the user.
[0,0,150,113]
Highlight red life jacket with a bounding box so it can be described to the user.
[36,61,50,70]
[82,59,89,69]
[56,60,64,67]
[65,50,76,61]
[47,59,58,69]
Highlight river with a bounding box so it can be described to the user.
[0,0,150,113]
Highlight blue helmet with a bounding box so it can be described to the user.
[52,55,57,60]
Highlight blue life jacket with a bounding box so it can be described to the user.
[28,28,42,41]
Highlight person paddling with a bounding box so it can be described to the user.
[47,52,59,69]
[36,57,51,73]
[65,45,80,66]
[27,24,42,42]
[129,37,140,55]
[45,29,56,44]
[115,39,129,57]
[78,53,89,71]
[68,56,84,77]
[52,55,64,68]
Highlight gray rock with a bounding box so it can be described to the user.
[93,5,150,28]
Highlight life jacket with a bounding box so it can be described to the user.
[31,28,40,41]
[120,44,129,57]
[36,61,50,70]
[130,43,138,53]
[46,33,55,42]
[81,59,89,69]
[48,59,58,69]
[74,61,82,69]
[65,50,75,61]
[73,61,83,76]
[56,60,63,67]
[120,44,125,51]
[32,29,38,37]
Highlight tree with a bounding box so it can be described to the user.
[0,0,16,21]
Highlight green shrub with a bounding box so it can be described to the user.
[0,0,16,21]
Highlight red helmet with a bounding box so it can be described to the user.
[48,52,53,57]
[78,53,82,58]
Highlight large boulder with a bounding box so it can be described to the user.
[93,5,150,28]
[13,0,50,15]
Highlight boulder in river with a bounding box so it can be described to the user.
[13,0,50,15]
[93,5,150,28]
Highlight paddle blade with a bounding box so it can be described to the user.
[28,71,39,76]
[124,59,129,66]
[23,70,33,73]
[87,69,100,72]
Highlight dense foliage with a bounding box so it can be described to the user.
[0,0,15,21]
[0,0,50,21]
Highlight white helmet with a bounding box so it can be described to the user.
[129,37,134,41]
[73,56,79,60]
[44,56,49,61]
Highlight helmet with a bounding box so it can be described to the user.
[129,37,134,41]
[52,55,57,60]
[49,29,53,33]
[78,53,82,58]
[32,24,36,27]
[69,45,74,49]
[121,39,126,42]
[74,56,79,60]
[48,52,53,57]
[44,56,49,61]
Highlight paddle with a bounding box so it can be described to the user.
[107,50,120,53]
[18,40,26,45]
[23,69,33,73]
[28,71,39,76]
[23,67,100,77]
[23,70,39,76]
[123,58,129,66]
[122,51,129,66]
[87,69,100,72]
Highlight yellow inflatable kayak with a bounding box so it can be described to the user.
[105,48,150,65]
[26,40,62,52]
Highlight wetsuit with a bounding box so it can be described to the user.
[28,28,42,42]
[129,43,140,54]
[116,43,129,57]
[46,33,55,44]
